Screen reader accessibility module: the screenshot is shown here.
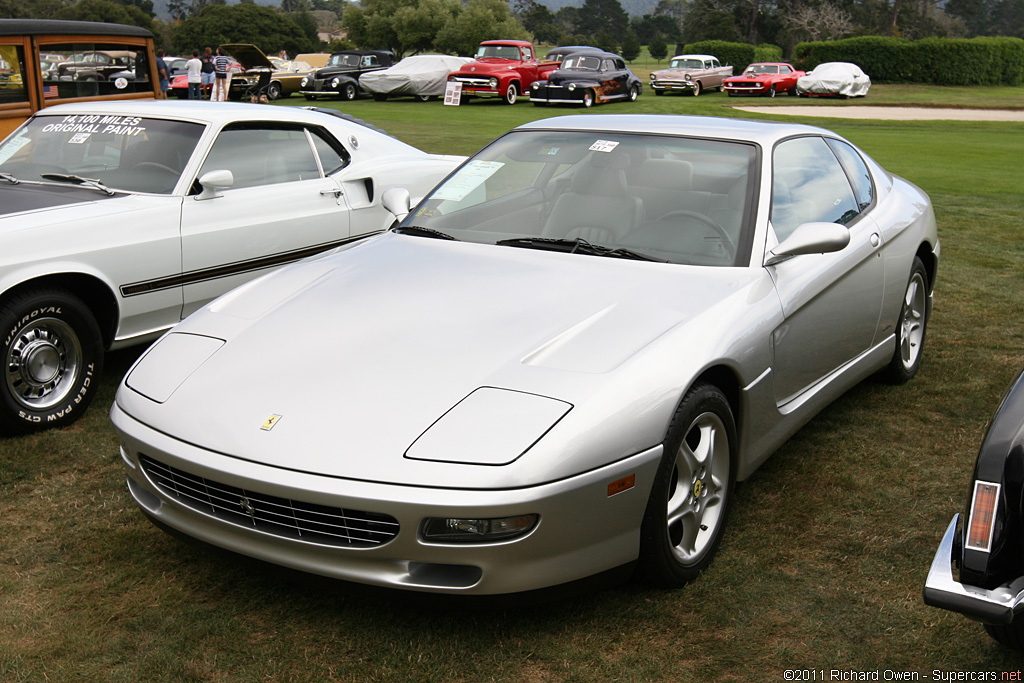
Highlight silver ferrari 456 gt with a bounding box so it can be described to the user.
[112,115,939,596]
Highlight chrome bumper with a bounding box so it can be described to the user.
[923,514,1024,624]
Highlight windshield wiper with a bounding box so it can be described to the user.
[496,237,668,263]
[40,173,116,196]
[392,225,457,241]
[0,172,20,185]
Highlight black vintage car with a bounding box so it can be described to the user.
[529,51,642,108]
[924,365,1024,649]
[299,50,393,101]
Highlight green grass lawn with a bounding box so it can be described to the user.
[2,88,1024,681]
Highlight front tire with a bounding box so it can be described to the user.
[503,82,518,105]
[0,288,104,435]
[266,81,282,100]
[341,83,357,101]
[692,81,702,96]
[768,84,776,98]
[628,85,639,102]
[581,90,594,107]
[881,256,929,384]
[638,382,736,587]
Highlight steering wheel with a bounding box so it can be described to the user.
[654,210,735,251]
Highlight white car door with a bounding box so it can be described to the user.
[179,122,352,317]
[767,135,884,405]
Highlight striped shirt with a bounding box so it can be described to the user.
[213,55,231,73]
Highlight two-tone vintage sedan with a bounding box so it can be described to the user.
[530,51,642,107]
[112,115,938,597]
[0,101,463,434]
[925,366,1024,650]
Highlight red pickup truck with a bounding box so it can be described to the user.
[446,40,559,105]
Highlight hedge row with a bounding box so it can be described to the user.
[792,36,1024,85]
[682,41,782,72]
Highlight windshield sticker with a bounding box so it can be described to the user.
[589,140,620,153]
[40,115,147,138]
[115,77,128,90]
[0,134,30,165]
[68,132,92,144]
[539,147,560,156]
[431,160,504,202]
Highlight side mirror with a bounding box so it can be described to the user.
[194,169,233,201]
[381,186,412,223]
[765,222,850,266]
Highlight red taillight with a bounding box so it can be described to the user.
[966,481,1000,552]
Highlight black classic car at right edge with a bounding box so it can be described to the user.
[529,51,641,107]
[924,365,1024,650]
[299,50,393,101]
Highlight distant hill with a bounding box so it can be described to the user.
[151,0,661,21]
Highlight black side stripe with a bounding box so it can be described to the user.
[119,233,376,297]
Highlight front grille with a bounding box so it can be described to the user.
[729,82,761,89]
[140,454,399,548]
[451,77,492,87]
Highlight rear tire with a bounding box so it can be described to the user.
[0,288,104,435]
[881,256,929,385]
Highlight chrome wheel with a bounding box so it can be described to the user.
[5,316,82,411]
[666,410,730,565]
[898,270,927,372]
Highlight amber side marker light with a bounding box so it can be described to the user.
[966,481,1001,552]
[608,474,635,497]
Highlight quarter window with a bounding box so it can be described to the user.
[826,138,873,212]
[771,136,860,241]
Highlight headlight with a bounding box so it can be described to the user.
[421,515,538,544]
[301,76,309,87]
[684,74,692,81]
[568,83,576,91]
[531,82,539,90]
[489,78,498,88]
[331,77,340,88]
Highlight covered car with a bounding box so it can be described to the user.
[924,366,1024,650]
[360,54,473,101]
[796,61,870,97]
[112,114,939,597]
[530,51,642,107]
[0,101,463,433]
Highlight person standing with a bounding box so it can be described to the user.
[200,47,215,99]
[212,47,231,102]
[155,49,169,99]
[185,50,202,100]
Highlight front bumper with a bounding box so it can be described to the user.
[650,81,696,93]
[724,83,769,95]
[923,514,1024,624]
[112,401,661,595]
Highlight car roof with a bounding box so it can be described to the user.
[32,101,373,130]
[671,54,717,61]
[516,114,831,147]
[0,18,153,38]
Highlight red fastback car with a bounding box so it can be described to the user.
[723,62,804,97]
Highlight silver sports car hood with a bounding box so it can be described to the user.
[120,233,751,486]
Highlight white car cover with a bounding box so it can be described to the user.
[797,62,871,97]
[359,55,473,97]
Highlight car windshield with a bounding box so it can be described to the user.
[476,45,521,60]
[328,54,360,67]
[561,55,601,71]
[0,114,206,194]
[670,58,704,69]
[405,130,758,267]
[746,64,779,74]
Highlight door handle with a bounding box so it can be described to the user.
[320,188,343,197]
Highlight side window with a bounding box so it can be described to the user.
[522,47,533,60]
[780,65,792,74]
[0,45,28,105]
[39,43,152,99]
[199,125,321,190]
[308,127,350,175]
[771,136,859,241]
[825,138,873,212]
[601,59,614,71]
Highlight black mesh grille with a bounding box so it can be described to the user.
[140,454,399,548]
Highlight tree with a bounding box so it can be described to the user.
[514,0,561,45]
[648,34,668,61]
[784,1,854,40]
[435,0,531,57]
[342,0,406,55]
[577,0,630,41]
[620,28,641,60]
[394,0,461,54]
[55,0,153,30]
[173,4,317,55]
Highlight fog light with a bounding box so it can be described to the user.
[421,514,538,543]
